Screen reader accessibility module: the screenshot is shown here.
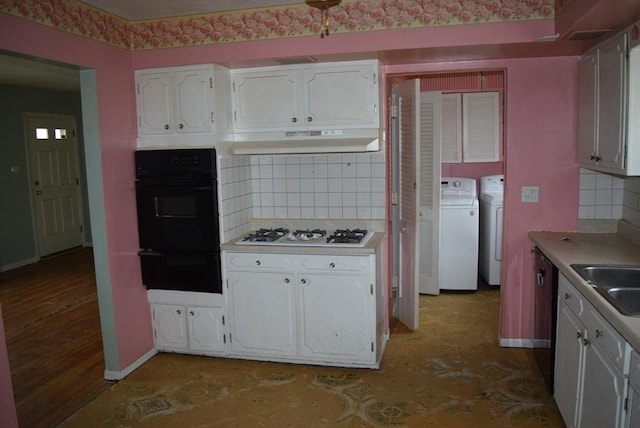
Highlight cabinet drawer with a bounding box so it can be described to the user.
[301,255,371,274]
[226,253,293,270]
[585,306,630,372]
[631,350,640,391]
[559,274,585,316]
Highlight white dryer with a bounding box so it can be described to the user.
[439,177,479,291]
[479,175,504,286]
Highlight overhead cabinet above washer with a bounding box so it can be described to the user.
[231,60,380,131]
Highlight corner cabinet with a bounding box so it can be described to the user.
[135,64,232,146]
[230,60,380,132]
[223,249,386,368]
[554,273,631,428]
[148,290,227,356]
[578,27,640,175]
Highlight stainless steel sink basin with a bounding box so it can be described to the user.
[570,264,640,316]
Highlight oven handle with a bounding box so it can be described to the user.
[136,183,215,191]
[138,250,220,256]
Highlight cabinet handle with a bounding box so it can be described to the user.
[176,309,182,315]
[595,329,603,338]
[284,278,290,284]
[178,123,184,129]
[329,262,336,268]
[164,124,169,130]
[595,155,601,161]
[583,337,590,346]
[307,116,312,122]
[189,310,195,316]
[564,292,571,300]
[300,278,307,284]
[292,117,297,123]
[576,331,582,339]
[255,260,261,266]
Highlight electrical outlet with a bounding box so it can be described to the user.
[522,186,539,203]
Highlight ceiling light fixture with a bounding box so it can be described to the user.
[305,0,342,38]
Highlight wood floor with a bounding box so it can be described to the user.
[0,248,111,428]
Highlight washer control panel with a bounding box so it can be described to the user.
[441,177,477,197]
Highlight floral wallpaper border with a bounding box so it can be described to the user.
[0,0,561,51]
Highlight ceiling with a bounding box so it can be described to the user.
[1,0,640,92]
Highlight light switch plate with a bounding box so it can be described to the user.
[522,186,539,203]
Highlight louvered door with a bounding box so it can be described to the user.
[462,92,500,162]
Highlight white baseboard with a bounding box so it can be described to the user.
[0,256,39,273]
[499,338,536,348]
[104,348,158,381]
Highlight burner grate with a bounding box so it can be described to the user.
[242,228,289,242]
[326,229,368,244]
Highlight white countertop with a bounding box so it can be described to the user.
[529,230,640,351]
[221,231,385,255]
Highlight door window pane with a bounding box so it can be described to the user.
[55,128,67,140]
[35,128,49,140]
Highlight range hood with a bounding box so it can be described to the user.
[231,128,382,155]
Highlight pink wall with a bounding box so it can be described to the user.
[0,9,579,422]
[0,13,153,379]
[387,56,579,342]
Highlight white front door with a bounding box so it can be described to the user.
[25,113,83,256]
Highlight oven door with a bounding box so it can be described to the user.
[135,180,219,251]
[139,250,222,293]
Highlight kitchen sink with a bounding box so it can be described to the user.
[570,264,640,317]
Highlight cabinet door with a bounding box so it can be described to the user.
[136,72,174,135]
[441,93,462,163]
[297,274,374,362]
[554,301,585,428]
[581,340,626,428]
[597,33,627,171]
[173,67,214,133]
[153,304,188,349]
[232,69,300,130]
[462,92,500,162]
[578,52,598,165]
[228,271,297,357]
[187,306,225,353]
[626,386,640,428]
[303,64,378,128]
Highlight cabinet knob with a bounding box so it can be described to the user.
[595,329,603,338]
[284,278,290,284]
[255,260,261,266]
[176,309,182,315]
[329,262,336,268]
[583,337,591,346]
[292,117,297,123]
[300,278,307,284]
[178,123,184,129]
[576,331,582,339]
[564,292,570,300]
[164,124,169,130]
[307,116,312,122]
[189,310,195,316]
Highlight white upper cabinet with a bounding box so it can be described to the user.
[231,60,380,132]
[135,64,231,139]
[578,25,640,176]
[441,92,500,163]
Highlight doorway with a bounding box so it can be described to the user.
[24,113,84,257]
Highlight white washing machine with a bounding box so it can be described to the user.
[439,177,479,291]
[479,175,504,286]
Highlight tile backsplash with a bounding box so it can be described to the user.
[579,168,640,227]
[219,152,387,241]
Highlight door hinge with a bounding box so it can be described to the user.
[373,72,377,85]
[80,225,83,233]
[391,192,398,205]
[229,333,232,343]
[392,276,398,290]
[226,278,229,289]
[624,397,629,412]
[76,177,79,185]
[233,110,237,122]
[370,284,374,295]
[374,103,378,114]
[371,342,374,352]
[136,83,139,95]
[211,112,215,123]
[209,77,213,89]
[232,81,236,93]
[390,104,398,119]
[223,334,226,344]
[72,129,76,138]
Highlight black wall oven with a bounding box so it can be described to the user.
[135,148,222,294]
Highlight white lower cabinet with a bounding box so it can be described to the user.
[224,251,384,368]
[627,351,640,428]
[555,273,631,428]
[151,299,226,355]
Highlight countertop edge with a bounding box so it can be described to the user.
[529,231,640,352]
